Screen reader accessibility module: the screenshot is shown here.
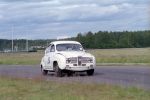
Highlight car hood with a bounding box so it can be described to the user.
[57,51,93,57]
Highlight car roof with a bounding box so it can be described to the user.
[50,41,81,45]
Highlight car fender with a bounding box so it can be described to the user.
[93,56,96,68]
[40,57,46,69]
[53,53,66,69]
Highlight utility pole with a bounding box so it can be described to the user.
[26,27,28,52]
[12,26,13,52]
[26,20,31,52]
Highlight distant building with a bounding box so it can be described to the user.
[57,36,70,40]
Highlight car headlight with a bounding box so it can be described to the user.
[88,57,93,63]
[66,58,71,63]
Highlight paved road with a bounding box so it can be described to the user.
[0,65,150,91]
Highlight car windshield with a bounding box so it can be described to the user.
[56,43,83,51]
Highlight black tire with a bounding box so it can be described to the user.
[67,71,72,77]
[55,63,62,77]
[41,67,48,75]
[87,69,94,76]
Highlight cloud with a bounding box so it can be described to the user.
[0,15,3,19]
[0,0,149,39]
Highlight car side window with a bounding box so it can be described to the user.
[46,47,50,53]
[45,44,51,54]
[50,45,55,52]
[45,48,49,54]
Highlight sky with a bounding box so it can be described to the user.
[0,0,149,40]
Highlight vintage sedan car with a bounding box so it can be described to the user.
[40,41,96,77]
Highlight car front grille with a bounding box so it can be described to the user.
[78,57,89,66]
[81,57,89,63]
[78,56,82,66]
[71,57,77,63]
[70,57,90,66]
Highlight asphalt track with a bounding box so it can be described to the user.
[0,65,150,91]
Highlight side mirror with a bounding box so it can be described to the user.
[51,49,55,52]
[79,48,83,51]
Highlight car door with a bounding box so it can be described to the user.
[45,44,55,70]
[44,46,50,68]
[49,45,55,69]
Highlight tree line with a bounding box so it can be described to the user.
[0,30,150,51]
[67,30,150,49]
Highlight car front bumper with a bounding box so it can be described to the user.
[65,64,94,71]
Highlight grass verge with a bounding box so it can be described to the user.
[0,48,150,65]
[0,52,43,65]
[87,48,150,65]
[0,77,150,100]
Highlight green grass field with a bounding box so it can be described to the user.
[0,51,44,65]
[0,77,150,100]
[0,48,150,65]
[87,48,150,64]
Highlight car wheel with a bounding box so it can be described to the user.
[55,63,62,77]
[41,66,48,75]
[87,69,94,76]
[67,71,72,77]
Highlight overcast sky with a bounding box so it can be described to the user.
[0,0,149,39]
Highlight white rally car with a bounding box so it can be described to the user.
[40,41,96,77]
